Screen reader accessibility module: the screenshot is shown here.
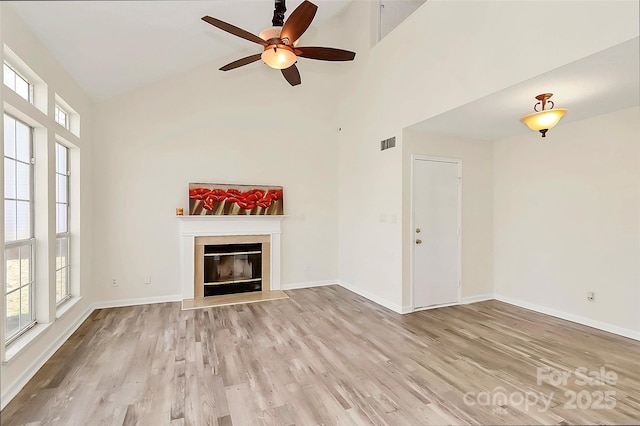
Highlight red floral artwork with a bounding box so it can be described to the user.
[188,184,284,215]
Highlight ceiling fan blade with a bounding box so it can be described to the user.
[280,1,318,45]
[202,16,267,46]
[220,54,263,71]
[294,46,356,61]
[281,64,301,86]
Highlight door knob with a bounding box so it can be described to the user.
[415,239,422,244]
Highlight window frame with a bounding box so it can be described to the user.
[54,104,70,130]
[4,114,37,344]
[3,62,33,103]
[55,142,71,305]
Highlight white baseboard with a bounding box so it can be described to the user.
[461,293,494,304]
[494,294,640,341]
[93,294,183,309]
[280,280,337,290]
[338,281,404,314]
[1,304,95,410]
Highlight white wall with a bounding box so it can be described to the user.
[338,0,639,311]
[1,3,95,405]
[92,59,342,301]
[402,131,494,308]
[493,107,640,337]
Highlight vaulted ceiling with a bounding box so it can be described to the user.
[7,1,638,141]
[7,0,351,101]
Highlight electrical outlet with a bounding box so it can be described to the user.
[144,274,151,285]
[587,291,595,301]
[304,264,311,273]
[112,278,117,287]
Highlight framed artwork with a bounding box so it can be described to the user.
[188,183,284,215]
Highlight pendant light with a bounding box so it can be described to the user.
[520,93,567,137]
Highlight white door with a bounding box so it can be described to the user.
[413,157,460,309]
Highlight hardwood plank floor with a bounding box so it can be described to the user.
[2,285,639,425]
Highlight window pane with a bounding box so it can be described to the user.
[56,174,67,203]
[4,200,17,241]
[4,115,16,158]
[16,161,30,200]
[20,284,32,325]
[56,241,61,269]
[56,237,68,269]
[57,268,68,303]
[62,268,68,297]
[56,204,68,234]
[55,107,69,129]
[56,269,63,302]
[15,76,30,101]
[57,144,67,173]
[5,158,16,199]
[6,246,20,292]
[16,200,31,240]
[15,122,30,163]
[20,245,31,285]
[6,289,20,338]
[3,64,15,88]
[61,145,68,172]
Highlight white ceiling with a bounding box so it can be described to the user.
[7,1,638,135]
[7,0,352,101]
[408,37,640,141]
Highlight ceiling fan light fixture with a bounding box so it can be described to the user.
[202,1,355,86]
[261,44,297,69]
[520,93,567,138]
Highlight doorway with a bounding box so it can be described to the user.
[411,156,461,310]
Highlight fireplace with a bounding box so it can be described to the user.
[193,234,271,298]
[178,215,284,301]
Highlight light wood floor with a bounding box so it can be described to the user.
[2,285,639,425]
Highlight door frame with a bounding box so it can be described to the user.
[410,155,462,311]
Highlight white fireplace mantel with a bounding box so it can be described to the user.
[178,215,286,299]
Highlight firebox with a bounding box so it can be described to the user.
[203,243,262,296]
[194,235,271,298]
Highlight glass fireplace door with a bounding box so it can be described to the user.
[203,243,262,296]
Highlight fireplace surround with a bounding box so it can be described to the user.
[178,215,284,301]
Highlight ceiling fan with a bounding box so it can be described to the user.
[201,0,356,86]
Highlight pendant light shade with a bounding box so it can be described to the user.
[520,93,567,137]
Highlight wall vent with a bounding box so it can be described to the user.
[380,136,396,151]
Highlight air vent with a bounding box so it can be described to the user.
[380,136,396,151]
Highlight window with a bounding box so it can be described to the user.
[55,143,70,304]
[4,114,35,343]
[3,62,32,103]
[54,105,69,130]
